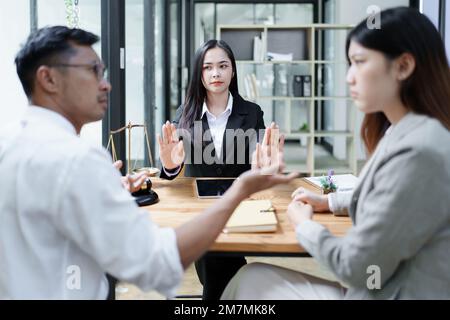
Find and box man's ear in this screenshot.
[396,53,416,81]
[35,66,60,94]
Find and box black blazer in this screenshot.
[160,94,265,179]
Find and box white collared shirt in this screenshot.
[0,106,183,299]
[201,93,233,159]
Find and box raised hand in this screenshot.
[157,121,185,170]
[252,122,285,173]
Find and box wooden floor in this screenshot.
[116,257,342,300]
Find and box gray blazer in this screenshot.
[297,113,450,299]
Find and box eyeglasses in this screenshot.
[49,62,108,81]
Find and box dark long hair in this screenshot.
[346,7,450,155]
[179,40,239,130]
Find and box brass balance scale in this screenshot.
[107,122,160,206]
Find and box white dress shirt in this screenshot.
[0,106,183,299]
[201,93,233,159]
[163,93,233,176]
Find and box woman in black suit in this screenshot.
[157,39,281,300]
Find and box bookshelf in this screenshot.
[218,24,357,176]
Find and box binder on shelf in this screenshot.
[302,75,312,97]
[224,200,277,233]
[253,33,265,62]
[293,75,303,97]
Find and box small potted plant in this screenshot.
[299,123,309,132]
[298,123,309,147]
[319,169,337,194]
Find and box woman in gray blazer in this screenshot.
[221,7,450,300]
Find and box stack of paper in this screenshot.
[267,51,293,61]
[304,174,358,192]
[224,200,277,233]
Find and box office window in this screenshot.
[446,2,450,61]
[216,4,255,25]
[275,3,314,24]
[170,0,181,115]
[154,0,165,164]
[255,4,274,24]
[125,0,146,169]
[195,3,215,48]
[324,0,409,25]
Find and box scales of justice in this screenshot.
[107,122,160,206]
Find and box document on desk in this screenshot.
[304,174,358,192]
[224,200,277,233]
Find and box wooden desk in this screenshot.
[145,178,352,256]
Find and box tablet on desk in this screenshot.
[195,178,236,199]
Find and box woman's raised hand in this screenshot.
[251,122,285,173]
[157,121,185,170]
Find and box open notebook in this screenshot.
[224,200,277,233]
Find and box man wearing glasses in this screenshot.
[0,26,296,299]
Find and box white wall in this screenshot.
[0,1,30,128]
[0,1,103,148]
[37,0,103,148]
[421,0,449,61]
